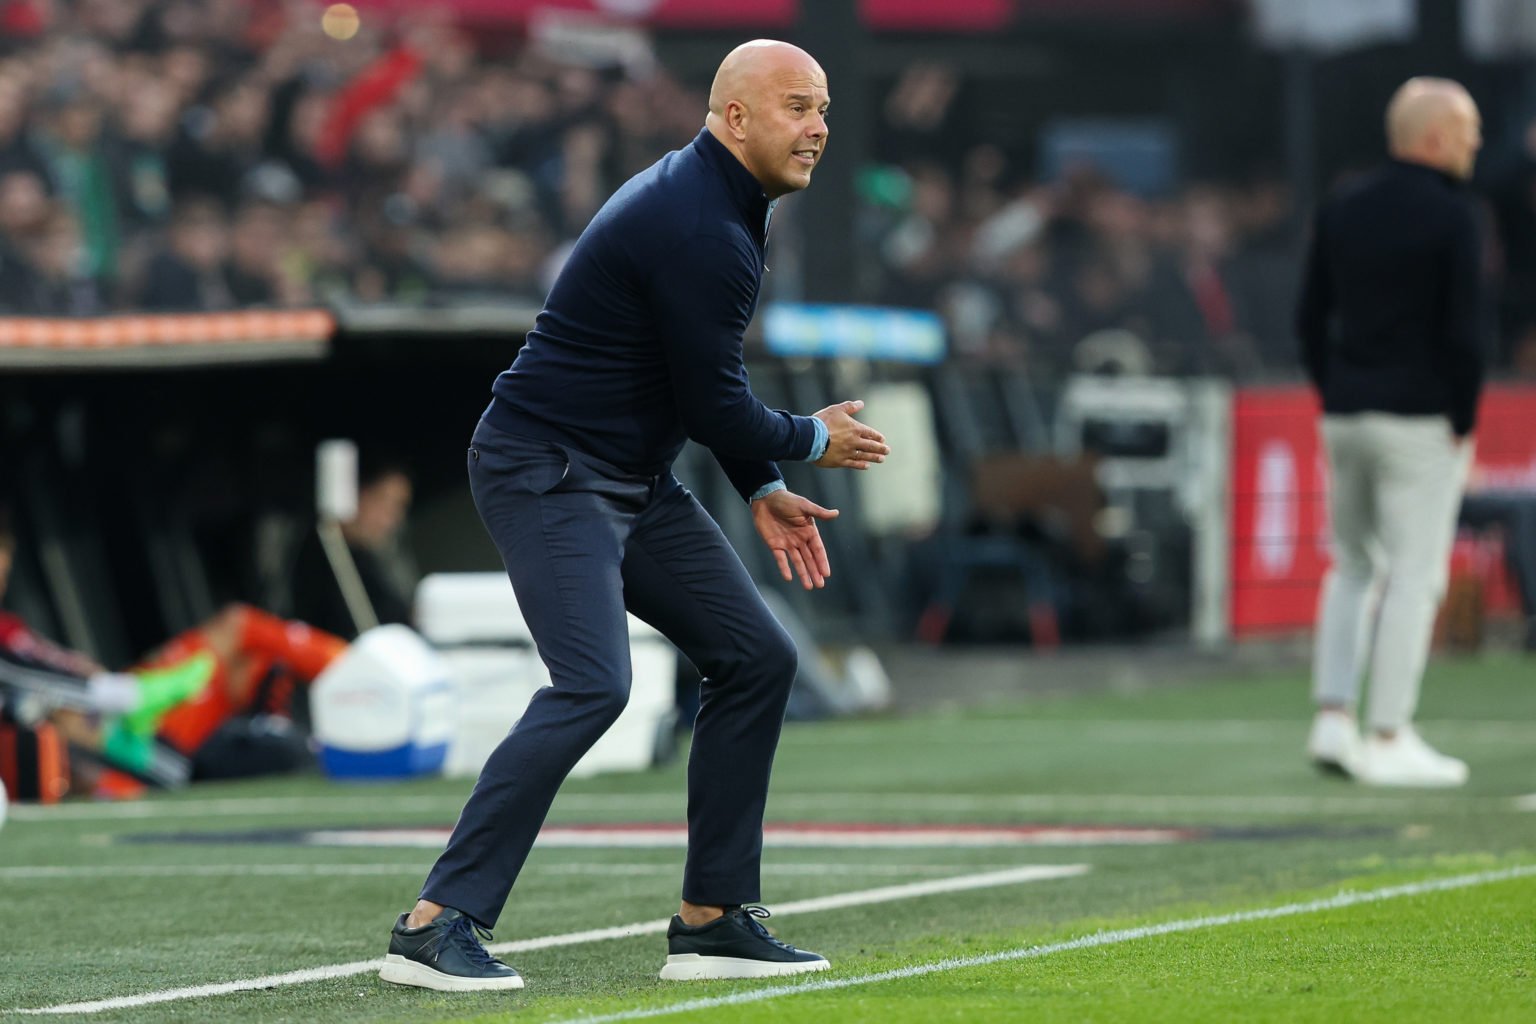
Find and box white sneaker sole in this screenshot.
[659,953,831,981]
[1357,770,1468,788]
[378,953,525,991]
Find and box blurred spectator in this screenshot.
[34,85,120,283]
[351,208,431,304]
[0,168,49,310]
[415,86,491,195]
[1177,187,1258,376]
[136,198,231,311]
[0,72,47,180]
[117,77,178,230]
[167,76,270,208]
[20,206,103,314]
[225,201,284,306]
[283,199,352,304]
[289,457,416,640]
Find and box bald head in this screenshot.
[1386,77,1482,179]
[705,39,830,199]
[708,40,823,120]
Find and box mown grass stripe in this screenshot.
[12,865,1087,1015]
[545,864,1536,1024]
[10,790,1513,822]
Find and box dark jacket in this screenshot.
[1297,160,1487,435]
[484,128,818,501]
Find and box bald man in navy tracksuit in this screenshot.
[379,41,890,992]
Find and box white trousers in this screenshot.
[1312,414,1472,731]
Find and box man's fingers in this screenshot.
[810,532,832,579]
[841,399,865,414]
[773,549,793,582]
[857,426,887,444]
[798,500,840,520]
[788,547,818,590]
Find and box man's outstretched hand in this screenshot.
[813,400,890,470]
[752,489,839,590]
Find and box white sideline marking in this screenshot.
[0,862,1021,881]
[545,864,1536,1024]
[12,864,1088,1015]
[10,790,1516,822]
[7,795,466,821]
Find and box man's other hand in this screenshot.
[812,400,890,470]
[752,489,838,590]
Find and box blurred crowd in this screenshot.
[862,63,1536,380]
[862,103,1303,377]
[0,0,706,315]
[0,1,1534,383]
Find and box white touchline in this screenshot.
[12,864,1089,1015]
[541,864,1536,1024]
[0,862,1023,881]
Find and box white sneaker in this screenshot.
[1357,726,1468,788]
[1307,711,1364,778]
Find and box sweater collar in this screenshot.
[1388,157,1462,189]
[693,127,774,232]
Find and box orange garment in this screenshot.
[154,607,346,755]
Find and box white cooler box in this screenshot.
[310,624,455,779]
[415,572,678,779]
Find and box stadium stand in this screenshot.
[1,0,1535,661]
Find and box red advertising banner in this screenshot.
[1228,384,1536,637]
[1229,387,1328,635]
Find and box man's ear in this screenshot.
[727,99,750,141]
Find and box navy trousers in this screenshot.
[421,419,799,927]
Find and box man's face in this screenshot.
[349,473,412,550]
[741,68,830,199]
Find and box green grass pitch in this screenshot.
[4,653,1535,1022]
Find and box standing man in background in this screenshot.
[379,40,889,992]
[1299,77,1487,787]
[289,455,416,639]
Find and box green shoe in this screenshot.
[98,719,192,788]
[121,652,217,735]
[101,720,155,773]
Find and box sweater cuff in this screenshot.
[806,418,829,462]
[750,480,788,503]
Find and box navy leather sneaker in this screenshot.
[379,908,524,991]
[660,906,830,980]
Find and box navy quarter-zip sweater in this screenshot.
[1296,159,1487,435]
[485,128,819,501]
